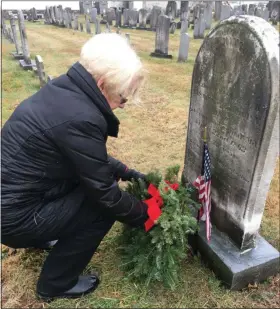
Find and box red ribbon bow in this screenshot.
[144,184,163,232]
[164,180,179,191]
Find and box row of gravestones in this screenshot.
[44,5,75,28]
[214,2,271,23]
[1,11,52,88]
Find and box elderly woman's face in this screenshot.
[107,94,128,110]
[97,79,128,110]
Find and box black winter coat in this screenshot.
[1,62,148,237]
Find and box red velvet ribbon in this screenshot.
[144,181,179,232]
[144,184,163,232]
[164,180,179,191]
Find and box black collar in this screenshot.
[67,62,120,138]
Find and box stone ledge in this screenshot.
[10,52,24,60]
[19,59,36,71]
[190,223,280,290]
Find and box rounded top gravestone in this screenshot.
[183,16,279,251]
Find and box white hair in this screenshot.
[79,33,145,101]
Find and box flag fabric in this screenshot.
[193,142,212,241]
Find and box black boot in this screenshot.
[37,275,99,302]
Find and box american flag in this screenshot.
[193,142,212,241]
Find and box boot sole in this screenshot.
[37,284,98,302]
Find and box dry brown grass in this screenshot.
[2,19,280,309]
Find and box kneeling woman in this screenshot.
[1,34,157,301]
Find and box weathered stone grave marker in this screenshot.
[128,9,138,28]
[150,6,162,31]
[194,5,205,39]
[178,33,189,62]
[180,1,189,22]
[80,22,84,32]
[90,8,97,23]
[123,9,129,27]
[220,4,231,21]
[17,10,35,70]
[151,15,172,59]
[9,15,24,59]
[166,1,177,20]
[138,8,148,29]
[184,16,279,290]
[170,21,176,34]
[95,18,101,34]
[115,9,122,27]
[35,55,46,87]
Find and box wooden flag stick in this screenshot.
[203,127,207,143]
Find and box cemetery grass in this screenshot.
[1,20,280,309]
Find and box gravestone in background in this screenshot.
[184,15,279,290]
[138,8,148,29]
[9,15,24,59]
[149,6,162,31]
[35,55,46,87]
[180,1,189,22]
[214,1,222,20]
[115,9,122,27]
[128,9,138,28]
[17,10,35,70]
[166,1,177,20]
[150,15,172,59]
[123,9,129,27]
[90,8,97,23]
[178,32,189,62]
[220,4,231,21]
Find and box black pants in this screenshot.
[2,194,115,295]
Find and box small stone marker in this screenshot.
[35,55,46,87]
[178,33,189,62]
[80,22,84,32]
[170,21,176,34]
[150,15,172,59]
[184,15,280,290]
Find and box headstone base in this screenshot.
[150,51,172,59]
[190,223,279,291]
[136,27,147,30]
[19,59,36,71]
[10,52,24,60]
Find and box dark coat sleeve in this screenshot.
[108,156,145,182]
[52,118,148,227]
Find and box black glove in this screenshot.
[108,156,146,182]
